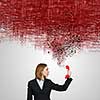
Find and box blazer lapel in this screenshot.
[42,79,46,90]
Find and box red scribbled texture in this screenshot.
[0,0,100,65]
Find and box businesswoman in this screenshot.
[27,63,73,100]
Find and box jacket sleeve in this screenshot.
[51,78,73,91]
[27,81,33,100]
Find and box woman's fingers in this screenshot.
[67,70,70,74]
[68,70,72,77]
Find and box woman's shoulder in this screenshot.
[27,78,36,84]
[45,78,53,83]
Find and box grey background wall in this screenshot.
[0,40,100,100]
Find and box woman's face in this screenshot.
[42,67,49,77]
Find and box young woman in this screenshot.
[27,63,73,100]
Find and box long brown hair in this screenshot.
[35,63,47,80]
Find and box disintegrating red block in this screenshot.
[0,0,100,65]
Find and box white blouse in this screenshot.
[36,79,44,89]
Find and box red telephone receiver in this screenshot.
[65,65,70,79]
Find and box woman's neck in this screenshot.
[41,75,45,80]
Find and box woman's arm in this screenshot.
[51,78,73,91]
[27,81,33,100]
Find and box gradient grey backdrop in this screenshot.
[0,40,100,100]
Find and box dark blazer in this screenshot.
[27,78,73,100]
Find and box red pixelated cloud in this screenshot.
[0,0,100,65]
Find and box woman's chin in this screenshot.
[46,75,49,77]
